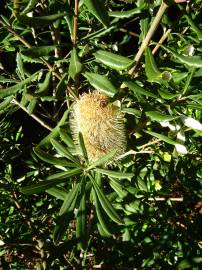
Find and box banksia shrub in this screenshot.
[70,91,126,162]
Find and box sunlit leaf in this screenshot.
[83,72,117,97]
[83,0,110,27]
[94,50,133,70]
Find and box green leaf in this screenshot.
[144,130,179,145]
[94,50,133,70]
[46,187,67,200]
[158,89,179,100]
[0,96,13,112]
[145,47,161,83]
[146,111,179,122]
[0,76,18,83]
[87,149,117,170]
[38,109,70,147]
[46,167,82,181]
[109,178,127,198]
[93,189,112,236]
[185,15,202,40]
[27,98,37,114]
[109,5,144,18]
[21,46,57,58]
[76,181,86,249]
[59,182,81,216]
[35,71,52,95]
[22,0,38,14]
[95,168,134,180]
[50,138,79,164]
[89,175,123,224]
[69,48,83,80]
[33,147,74,167]
[161,45,202,68]
[55,73,69,99]
[83,72,117,97]
[59,128,75,148]
[0,71,39,98]
[83,0,110,27]
[53,214,69,245]
[124,81,159,99]
[78,132,89,163]
[21,168,82,194]
[16,53,25,80]
[16,13,68,28]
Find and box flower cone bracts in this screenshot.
[70,91,126,162]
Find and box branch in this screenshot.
[73,0,79,45]
[12,99,53,131]
[128,1,169,75]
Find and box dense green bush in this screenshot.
[0,0,202,269]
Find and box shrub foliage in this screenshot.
[0,0,202,269]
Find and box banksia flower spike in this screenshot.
[70,91,126,163]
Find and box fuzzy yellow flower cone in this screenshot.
[70,91,126,162]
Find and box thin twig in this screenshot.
[73,0,79,45]
[0,18,62,80]
[148,197,184,202]
[152,28,171,54]
[138,139,161,150]
[12,99,53,131]
[117,150,153,160]
[119,28,139,38]
[128,0,169,75]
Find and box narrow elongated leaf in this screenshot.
[59,182,81,215]
[89,175,123,224]
[83,72,117,97]
[46,187,67,200]
[109,178,127,198]
[146,111,179,122]
[39,109,70,146]
[20,179,60,195]
[59,128,75,148]
[21,168,82,194]
[69,48,83,80]
[21,46,57,58]
[185,15,202,40]
[109,5,144,18]
[27,98,37,114]
[124,81,158,99]
[78,132,89,163]
[145,47,161,83]
[84,0,109,27]
[87,149,117,170]
[76,181,86,249]
[0,71,39,98]
[53,215,71,245]
[0,76,18,83]
[17,13,68,28]
[161,45,202,68]
[22,0,38,14]
[0,96,13,112]
[158,89,179,100]
[94,50,133,70]
[55,73,69,99]
[95,168,134,180]
[93,189,112,236]
[145,130,181,146]
[16,53,25,79]
[51,138,79,164]
[33,147,74,167]
[46,167,82,181]
[35,71,51,95]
